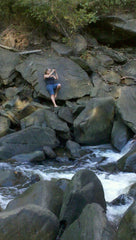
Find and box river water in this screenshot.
[0,140,135,226]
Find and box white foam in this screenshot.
[97,172,136,202]
[106,199,133,224]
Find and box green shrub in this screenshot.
[0,0,135,35]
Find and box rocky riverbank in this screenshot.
[0,13,136,240]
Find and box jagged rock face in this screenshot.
[90,14,136,46]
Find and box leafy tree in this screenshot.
[0,0,135,35]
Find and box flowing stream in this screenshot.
[0,140,135,225]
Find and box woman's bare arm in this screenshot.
[44,69,55,79]
[55,70,58,80]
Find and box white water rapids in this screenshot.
[0,140,135,225]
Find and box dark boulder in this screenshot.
[111,117,132,151]
[0,126,59,160]
[114,201,136,240]
[0,204,59,240]
[60,203,115,240]
[6,180,63,218]
[74,97,115,145]
[59,169,106,228]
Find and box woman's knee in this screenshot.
[58,83,61,88]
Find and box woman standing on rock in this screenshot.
[44,68,61,107]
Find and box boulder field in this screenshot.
[0,12,136,239]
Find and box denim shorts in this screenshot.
[46,83,59,95]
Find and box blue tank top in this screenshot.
[45,77,55,85]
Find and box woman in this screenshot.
[44,68,61,107]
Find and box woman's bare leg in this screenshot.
[55,84,61,99]
[51,94,58,107]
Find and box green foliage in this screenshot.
[0,0,136,35]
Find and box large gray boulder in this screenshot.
[74,97,115,145]
[0,204,59,240]
[114,201,136,240]
[11,150,45,163]
[128,183,136,200]
[111,118,132,151]
[91,14,136,45]
[59,169,106,227]
[117,141,136,172]
[0,48,19,85]
[15,54,91,100]
[61,203,115,240]
[116,86,136,133]
[0,126,59,160]
[6,180,63,217]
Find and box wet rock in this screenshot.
[30,174,40,184]
[0,126,59,160]
[128,183,136,200]
[51,41,73,56]
[0,169,28,187]
[97,162,117,173]
[0,204,59,240]
[0,116,10,137]
[74,97,115,145]
[111,117,132,151]
[59,169,106,228]
[6,180,63,217]
[60,203,115,240]
[117,141,136,173]
[114,201,136,240]
[109,194,131,206]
